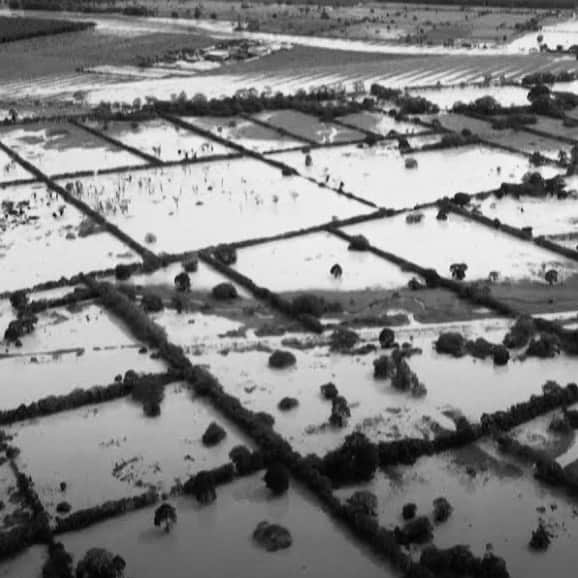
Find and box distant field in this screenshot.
[0,15,94,43]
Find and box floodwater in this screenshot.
[508,17,578,53]
[9,383,252,518]
[254,110,365,144]
[343,207,578,282]
[206,342,451,456]
[231,230,413,292]
[62,473,395,578]
[0,148,32,183]
[0,546,45,578]
[69,159,369,253]
[0,122,145,176]
[86,118,234,162]
[0,301,165,407]
[339,111,420,136]
[476,194,578,240]
[0,183,138,292]
[336,448,578,578]
[274,144,561,209]
[187,115,305,152]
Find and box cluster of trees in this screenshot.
[481,381,578,433]
[95,89,374,125]
[370,83,440,115]
[527,84,578,117]
[54,490,158,534]
[201,252,324,333]
[522,70,577,86]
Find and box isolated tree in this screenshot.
[449,263,468,281]
[154,502,177,533]
[545,269,558,286]
[75,548,126,578]
[174,272,191,292]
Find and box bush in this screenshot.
[202,422,226,447]
[322,432,378,485]
[402,503,417,520]
[435,332,466,357]
[141,293,163,313]
[211,282,238,300]
[320,382,338,400]
[264,463,290,495]
[378,327,395,348]
[277,397,299,411]
[329,327,359,352]
[214,244,237,265]
[268,350,296,369]
[174,272,191,292]
[348,235,370,251]
[432,497,452,523]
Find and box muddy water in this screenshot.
[273,144,561,208]
[255,110,365,144]
[344,207,578,282]
[339,111,420,136]
[232,230,413,293]
[205,345,451,456]
[72,159,369,253]
[0,546,45,578]
[86,118,233,162]
[337,448,578,578]
[476,195,578,240]
[189,115,305,152]
[0,183,138,292]
[0,148,32,183]
[62,473,395,578]
[9,383,252,518]
[508,17,578,53]
[0,300,166,406]
[0,348,164,409]
[400,322,578,420]
[0,122,145,176]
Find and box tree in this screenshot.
[174,272,191,292]
[264,463,290,495]
[545,269,558,286]
[488,271,499,283]
[449,263,468,281]
[154,503,177,533]
[527,83,550,103]
[76,548,126,578]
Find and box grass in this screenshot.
[0,15,94,44]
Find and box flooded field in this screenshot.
[343,207,578,283]
[84,118,234,162]
[0,182,139,292]
[1,6,578,578]
[66,158,369,253]
[0,122,146,176]
[9,382,251,519]
[336,447,578,578]
[185,115,306,152]
[62,473,392,578]
[275,144,561,209]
